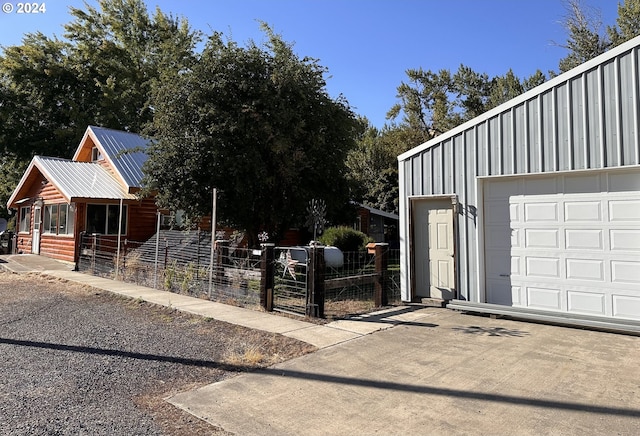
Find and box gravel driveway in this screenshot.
[0,272,314,435]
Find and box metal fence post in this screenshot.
[374,243,389,307]
[216,240,229,284]
[260,243,275,311]
[307,245,325,318]
[91,234,97,275]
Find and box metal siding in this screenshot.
[411,155,421,196]
[635,48,640,165]
[443,139,454,193]
[422,152,432,194]
[501,110,514,175]
[489,117,499,175]
[619,50,636,165]
[603,59,619,167]
[398,36,640,304]
[527,97,541,173]
[585,67,603,168]
[567,76,587,170]
[430,145,441,194]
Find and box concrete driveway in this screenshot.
[170,307,640,435]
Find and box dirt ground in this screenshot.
[0,272,316,435]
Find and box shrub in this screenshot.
[318,226,372,251]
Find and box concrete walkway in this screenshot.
[0,254,419,349]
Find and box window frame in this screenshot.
[43,203,75,236]
[19,206,31,233]
[86,203,127,235]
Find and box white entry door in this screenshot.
[412,198,456,300]
[483,170,640,320]
[32,206,42,254]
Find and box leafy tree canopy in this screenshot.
[143,25,360,246]
[0,0,199,219]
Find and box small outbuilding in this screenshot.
[398,36,640,326]
[7,126,159,263]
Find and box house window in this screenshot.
[91,147,103,161]
[43,204,75,235]
[19,206,31,233]
[86,204,127,235]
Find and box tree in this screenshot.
[63,0,200,132]
[346,121,419,215]
[608,0,640,47]
[143,26,360,246]
[556,0,610,73]
[0,0,199,218]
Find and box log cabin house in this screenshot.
[7,126,159,263]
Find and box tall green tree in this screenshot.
[557,0,610,73]
[0,0,199,219]
[63,0,200,132]
[143,26,360,246]
[608,0,640,46]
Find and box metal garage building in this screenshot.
[397,35,640,328]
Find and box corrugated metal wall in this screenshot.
[398,36,640,302]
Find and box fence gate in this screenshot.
[272,247,308,315]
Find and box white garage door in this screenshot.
[483,170,640,320]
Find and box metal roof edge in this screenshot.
[7,156,73,207]
[6,156,37,208]
[398,34,640,163]
[72,126,93,161]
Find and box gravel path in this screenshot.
[0,273,314,435]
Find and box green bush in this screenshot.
[318,226,372,251]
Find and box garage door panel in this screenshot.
[564,201,602,221]
[613,295,640,320]
[527,286,562,310]
[525,229,559,248]
[566,258,605,281]
[608,200,640,221]
[611,261,640,283]
[610,230,640,251]
[525,256,560,278]
[565,229,604,250]
[483,170,640,321]
[567,290,606,315]
[524,202,558,222]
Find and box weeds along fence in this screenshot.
[323,247,401,319]
[76,231,401,318]
[77,231,262,307]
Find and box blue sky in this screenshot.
[0,0,621,128]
